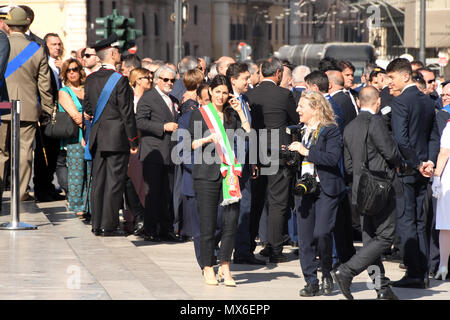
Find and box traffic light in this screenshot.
[94,9,143,51]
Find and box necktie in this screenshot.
[238,95,251,126]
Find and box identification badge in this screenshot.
[301,161,314,176]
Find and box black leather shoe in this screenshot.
[377,287,399,300]
[299,283,320,297]
[133,221,144,236]
[259,245,272,257]
[321,276,334,295]
[161,232,183,243]
[144,234,162,242]
[100,229,127,237]
[234,256,266,265]
[91,228,101,236]
[399,263,406,270]
[331,269,354,300]
[269,253,288,263]
[390,275,426,289]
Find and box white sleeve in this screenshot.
[441,122,450,149]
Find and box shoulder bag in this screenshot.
[356,116,393,216]
[44,88,79,140]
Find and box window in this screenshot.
[86,0,91,22]
[112,1,116,10]
[154,13,159,36]
[184,41,190,56]
[275,22,278,41]
[194,5,198,25]
[99,1,104,17]
[268,24,272,41]
[142,13,147,36]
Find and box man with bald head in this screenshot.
[216,56,235,75]
[327,70,358,128]
[333,86,402,300]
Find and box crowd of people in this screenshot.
[0,5,450,300]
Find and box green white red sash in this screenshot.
[198,103,242,206]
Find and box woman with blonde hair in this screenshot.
[288,90,346,297]
[129,67,152,112]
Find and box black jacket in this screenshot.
[84,68,138,153]
[331,90,357,128]
[343,111,402,204]
[391,85,440,178]
[188,107,241,181]
[136,87,179,165]
[246,80,298,166]
[0,30,10,103]
[307,125,346,197]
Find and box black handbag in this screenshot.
[356,117,393,216]
[44,103,79,140]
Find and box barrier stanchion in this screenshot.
[0,100,37,230]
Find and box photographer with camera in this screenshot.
[288,91,346,297]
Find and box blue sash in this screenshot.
[0,42,40,88]
[85,72,122,160]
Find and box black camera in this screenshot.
[294,173,319,196]
[280,124,304,168]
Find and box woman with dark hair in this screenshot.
[188,75,250,286]
[58,58,89,219]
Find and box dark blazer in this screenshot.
[436,109,450,136]
[178,99,198,197]
[25,31,45,47]
[331,90,357,128]
[391,85,440,175]
[307,125,346,197]
[380,86,393,131]
[325,94,345,134]
[343,111,402,204]
[0,30,10,102]
[188,106,241,181]
[246,80,298,150]
[84,68,138,153]
[136,87,179,165]
[292,86,306,106]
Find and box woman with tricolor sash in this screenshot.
[188,75,250,286]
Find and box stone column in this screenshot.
[212,0,230,59]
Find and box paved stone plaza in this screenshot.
[0,195,448,300]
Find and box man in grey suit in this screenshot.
[136,65,181,242]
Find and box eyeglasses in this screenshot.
[139,76,151,81]
[159,77,175,83]
[427,79,436,84]
[83,53,95,58]
[67,67,80,73]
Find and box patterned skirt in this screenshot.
[66,143,90,213]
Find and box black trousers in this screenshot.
[334,190,356,263]
[396,177,429,278]
[194,177,239,268]
[296,190,341,285]
[143,163,175,237]
[250,174,268,251]
[124,176,145,221]
[90,150,129,231]
[267,168,292,255]
[339,192,396,290]
[33,130,61,198]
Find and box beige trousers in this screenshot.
[0,121,37,200]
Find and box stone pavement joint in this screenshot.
[0,195,449,300]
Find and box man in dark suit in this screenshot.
[291,65,310,106]
[84,35,139,236]
[387,58,440,288]
[136,65,181,242]
[226,62,266,266]
[327,70,358,128]
[246,57,299,263]
[332,86,402,300]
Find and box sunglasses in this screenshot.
[159,77,175,83]
[83,53,95,58]
[67,67,80,73]
[139,76,151,81]
[427,79,436,84]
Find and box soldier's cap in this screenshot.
[92,33,120,52]
[0,6,29,26]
